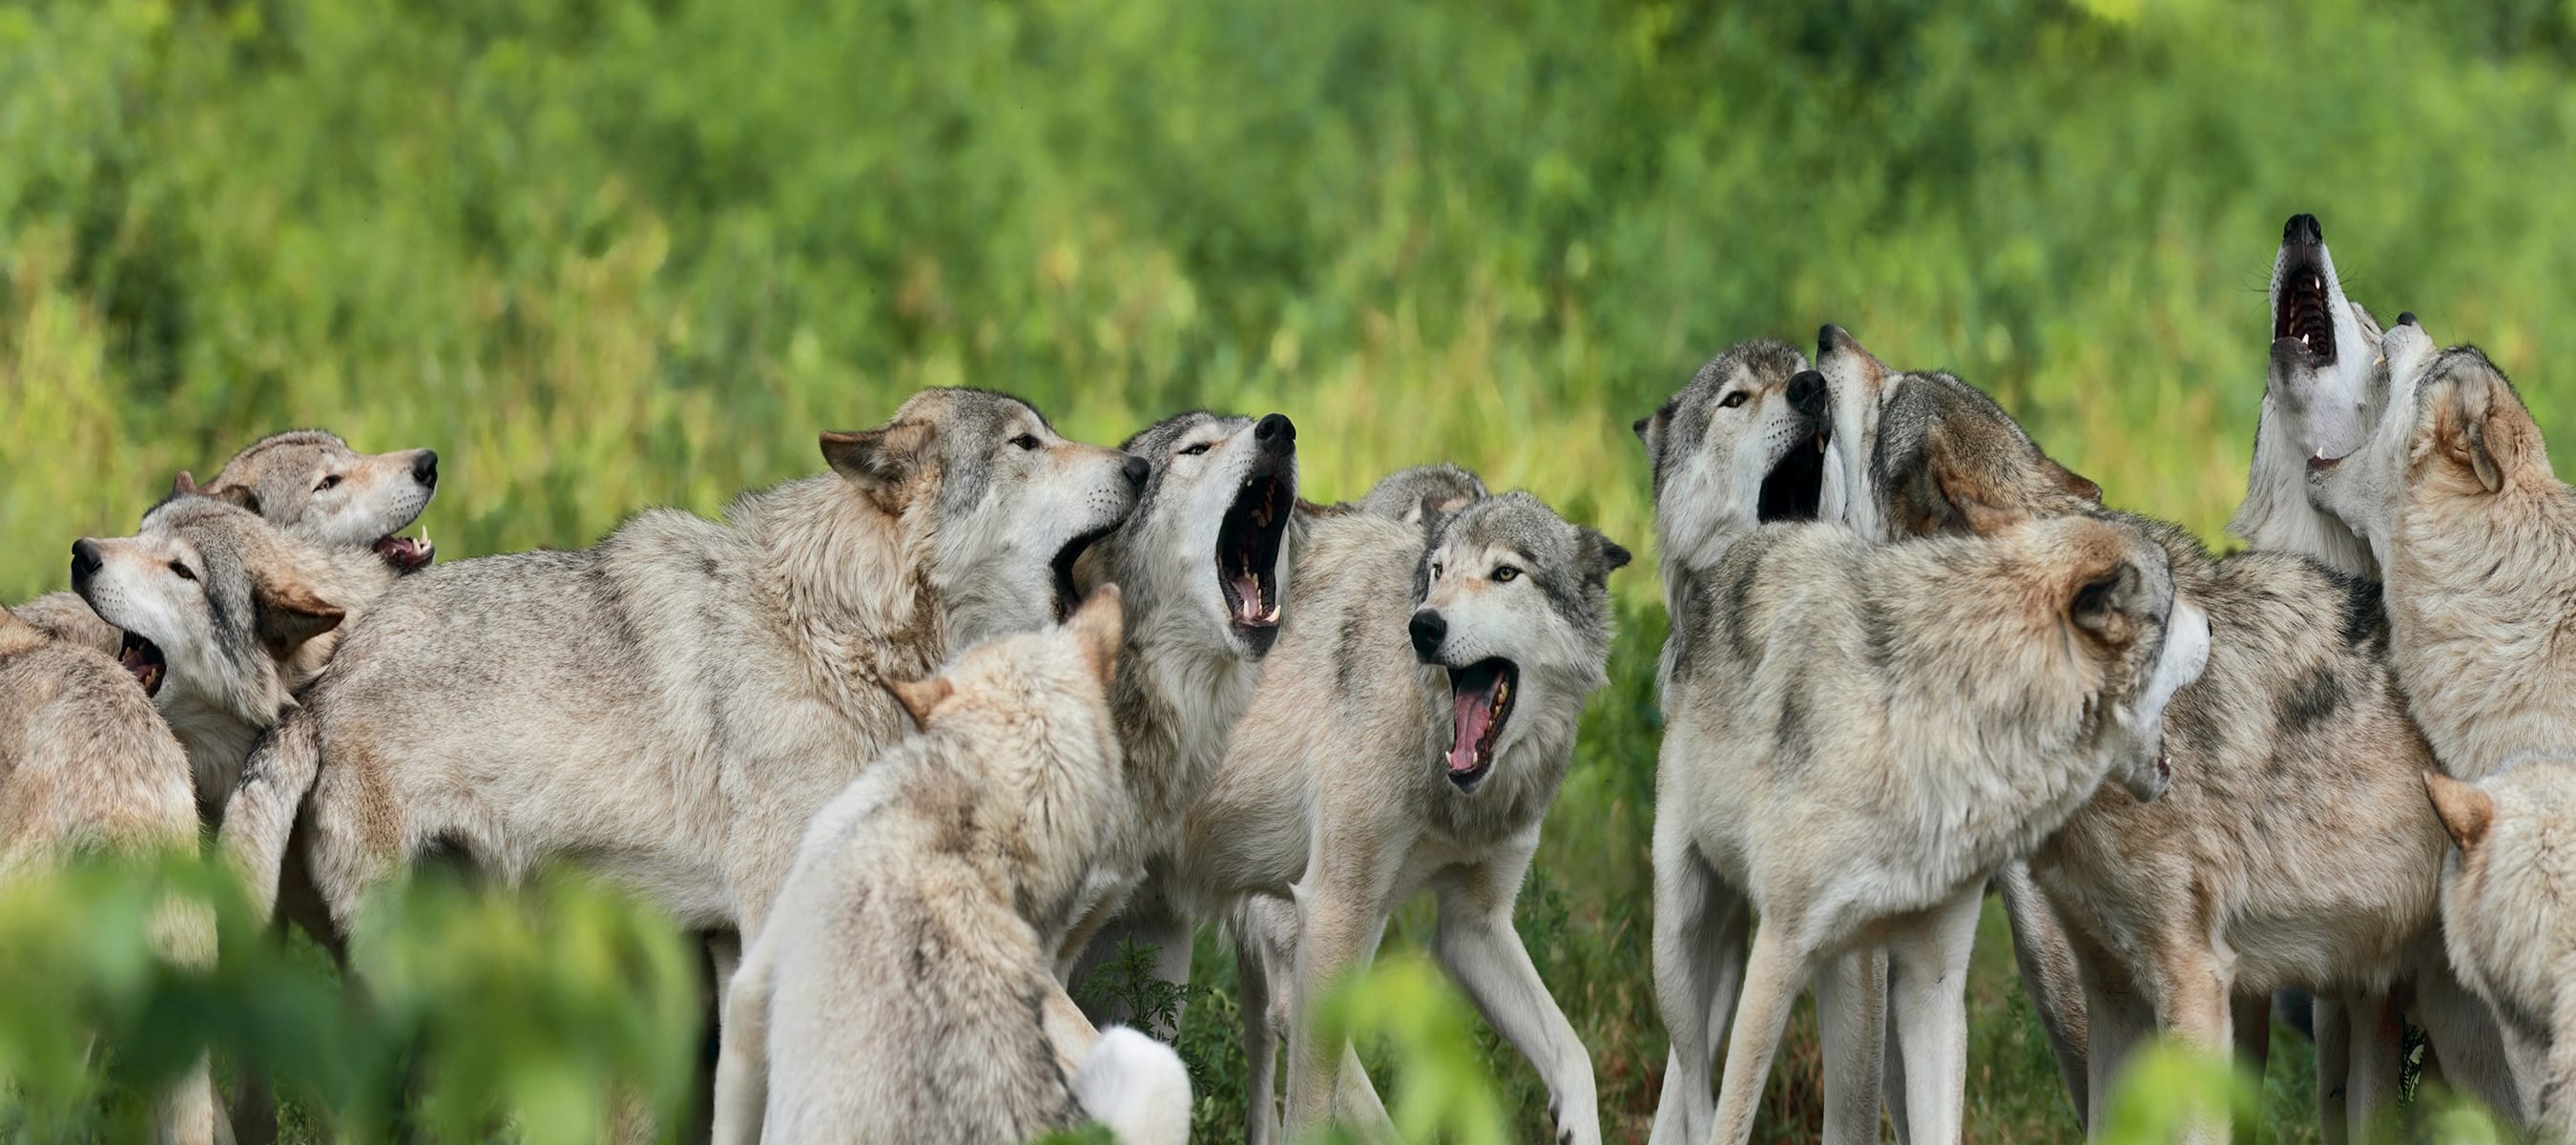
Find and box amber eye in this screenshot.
[1719,391,1750,409]
[1493,565,1521,583]
[1179,442,1213,457]
[169,561,197,582]
[1011,434,1042,451]
[315,474,343,491]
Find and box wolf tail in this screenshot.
[1071,1025,1192,1145]
[218,707,322,923]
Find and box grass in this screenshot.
[4,0,2572,1138]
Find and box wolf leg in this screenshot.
[1433,847,1600,1145]
[1815,945,1888,1145]
[1888,888,1981,1145]
[1712,919,1816,1145]
[1648,828,1745,1145]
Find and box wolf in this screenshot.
[70,492,402,816]
[0,606,221,1145]
[1817,324,2521,1137]
[1358,462,1487,525]
[1058,410,1302,1012]
[1640,342,2208,1145]
[2231,214,2387,577]
[2425,762,2576,1135]
[710,587,1191,1145]
[217,387,1145,1121]
[2308,321,2576,781]
[15,429,438,656]
[1175,489,1627,1145]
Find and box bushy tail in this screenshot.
[217,708,322,923]
[1072,1026,1192,1145]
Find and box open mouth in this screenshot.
[1051,524,1119,622]
[373,531,435,573]
[117,630,166,697]
[1216,470,1292,640]
[1757,423,1833,522]
[2306,449,2347,473]
[1444,657,1518,788]
[2275,251,2337,368]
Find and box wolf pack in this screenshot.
[1,212,2571,1145]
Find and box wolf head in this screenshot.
[198,429,441,573]
[70,494,387,726]
[880,586,1129,922]
[1088,411,1298,659]
[2423,762,2576,1056]
[1811,325,2101,544]
[821,388,1145,647]
[2307,324,2555,572]
[2232,215,2387,573]
[1360,463,1487,527]
[1635,339,1829,575]
[1404,492,1628,793]
[1985,515,2208,803]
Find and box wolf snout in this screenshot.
[1255,412,1295,452]
[1787,370,1828,418]
[2283,213,2322,245]
[1121,454,1150,489]
[1408,610,1447,661]
[413,449,440,489]
[70,539,103,593]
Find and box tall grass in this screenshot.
[4,0,2572,1138]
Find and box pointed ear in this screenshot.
[821,421,937,497]
[2044,457,2103,504]
[171,470,197,496]
[253,572,344,656]
[2423,772,2495,854]
[2067,557,2136,640]
[1068,583,1124,689]
[883,675,953,731]
[2451,373,2513,493]
[1582,529,1632,585]
[205,483,260,514]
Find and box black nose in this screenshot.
[1121,455,1150,489]
[1408,610,1446,661]
[2398,311,2419,328]
[1818,323,1851,357]
[2284,213,2322,244]
[413,450,439,489]
[1254,413,1295,451]
[70,539,102,593]
[1787,370,1828,416]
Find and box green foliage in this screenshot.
[3,0,2569,1138]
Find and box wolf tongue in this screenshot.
[1449,689,1495,773]
[1230,572,1265,622]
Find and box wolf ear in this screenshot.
[204,482,261,514]
[884,675,954,731]
[2045,458,2103,504]
[1581,529,1632,585]
[171,471,198,496]
[1068,583,1124,689]
[2067,559,2137,640]
[821,421,937,498]
[2449,370,2517,494]
[253,573,345,656]
[2423,772,2495,854]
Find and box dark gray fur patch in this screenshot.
[2279,665,2347,735]
[1773,669,1814,776]
[1722,530,1786,666]
[2337,575,2386,651]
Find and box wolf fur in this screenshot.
[2426,762,2576,1135]
[17,429,437,657]
[711,588,1190,1145]
[1818,324,2521,1137]
[214,387,1145,1123]
[2309,324,2576,781]
[2232,214,2386,577]
[1177,489,1626,1145]
[0,607,223,1145]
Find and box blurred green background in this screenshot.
[2,0,2570,1139]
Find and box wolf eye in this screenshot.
[315,474,342,491]
[1720,391,1750,409]
[1430,561,1444,580]
[169,561,197,582]
[1011,434,1042,451]
[1493,565,1522,583]
[1178,442,1213,457]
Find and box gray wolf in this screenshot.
[2232,214,2387,577]
[1060,410,1302,1010]
[1359,462,1487,525]
[71,492,401,816]
[1818,324,2521,1136]
[1176,489,1628,1145]
[2426,763,2576,1136]
[16,429,438,656]
[0,606,221,1145]
[711,588,1190,1145]
[2308,321,2576,780]
[217,387,1144,1127]
[1641,342,2206,1145]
